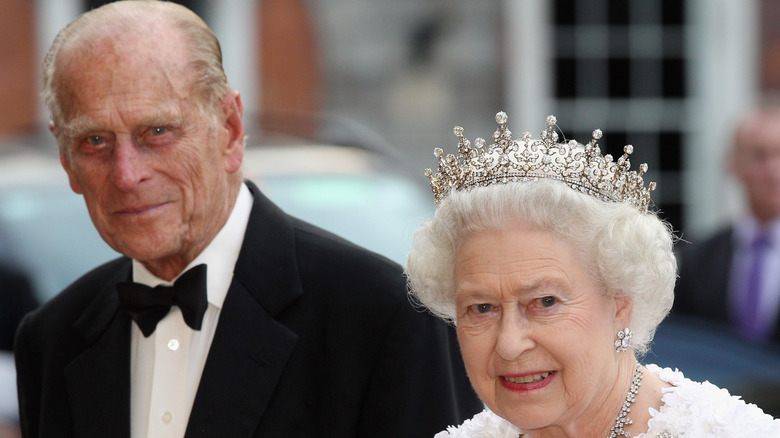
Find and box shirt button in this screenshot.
[162,411,173,424]
[167,339,180,351]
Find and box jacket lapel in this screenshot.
[185,281,298,436]
[65,262,133,438]
[186,181,303,436]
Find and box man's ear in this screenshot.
[60,152,83,194]
[220,89,245,174]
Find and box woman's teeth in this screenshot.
[504,372,552,384]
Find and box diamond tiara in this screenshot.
[424,112,656,212]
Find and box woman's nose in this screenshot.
[495,309,535,361]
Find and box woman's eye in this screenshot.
[472,303,494,314]
[540,296,557,308]
[151,127,167,136]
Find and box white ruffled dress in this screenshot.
[434,364,780,438]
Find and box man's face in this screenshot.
[732,112,780,223]
[54,32,244,279]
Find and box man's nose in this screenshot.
[111,141,150,191]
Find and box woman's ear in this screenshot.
[614,295,633,330]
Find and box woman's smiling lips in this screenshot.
[500,370,557,392]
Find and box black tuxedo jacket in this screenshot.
[15,181,481,438]
[675,226,780,343]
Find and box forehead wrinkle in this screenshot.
[456,235,570,272]
[456,260,571,300]
[62,26,195,95]
[514,275,568,292]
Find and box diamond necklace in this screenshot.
[607,364,644,438]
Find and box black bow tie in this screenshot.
[117,264,208,337]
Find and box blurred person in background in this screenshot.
[0,263,37,438]
[14,1,480,437]
[676,104,780,345]
[406,112,780,437]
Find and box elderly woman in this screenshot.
[406,112,780,437]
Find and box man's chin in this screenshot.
[108,237,178,263]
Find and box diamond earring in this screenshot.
[615,327,632,353]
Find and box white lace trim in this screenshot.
[434,364,780,437]
[642,364,780,437]
[433,409,520,438]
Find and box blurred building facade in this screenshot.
[0,1,37,136]
[2,0,779,238]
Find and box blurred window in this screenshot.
[550,0,688,230]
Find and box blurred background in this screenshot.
[1,0,780,432]
[7,0,778,235]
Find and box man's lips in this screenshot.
[114,202,169,215]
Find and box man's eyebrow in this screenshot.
[138,112,183,128]
[58,115,97,140]
[57,112,184,139]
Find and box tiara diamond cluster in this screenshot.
[424,112,656,212]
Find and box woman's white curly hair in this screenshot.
[405,179,677,356]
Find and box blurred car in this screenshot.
[0,122,432,303]
[650,314,780,417]
[1,119,779,420]
[0,147,118,302]
[0,122,435,428]
[241,142,432,269]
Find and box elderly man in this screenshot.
[676,105,780,345]
[14,2,480,437]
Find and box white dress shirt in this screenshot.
[129,184,253,438]
[729,215,780,339]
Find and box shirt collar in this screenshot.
[734,214,780,248]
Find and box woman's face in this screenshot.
[454,224,631,432]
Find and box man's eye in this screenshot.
[540,296,557,308]
[151,127,167,136]
[87,136,104,145]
